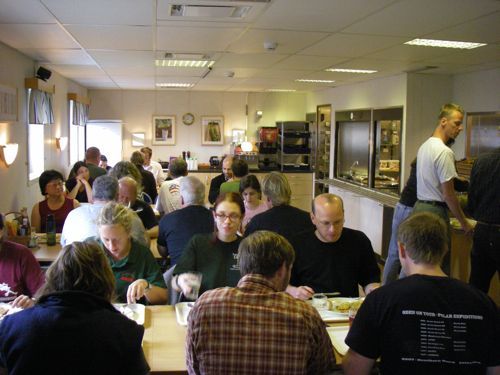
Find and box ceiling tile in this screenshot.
[19,48,96,65]
[424,44,500,65]
[253,0,395,32]
[0,0,56,23]
[299,33,406,58]
[156,26,245,52]
[423,12,500,44]
[0,24,80,49]
[343,0,500,37]
[44,64,106,78]
[366,44,462,62]
[216,53,287,69]
[271,55,348,71]
[227,29,328,54]
[41,0,153,25]
[112,76,155,89]
[66,25,153,50]
[88,50,154,68]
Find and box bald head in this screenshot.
[311,194,345,243]
[118,176,138,206]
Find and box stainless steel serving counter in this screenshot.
[317,178,399,208]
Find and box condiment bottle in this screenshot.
[46,214,56,246]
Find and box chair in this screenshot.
[140,192,153,204]
[163,265,179,305]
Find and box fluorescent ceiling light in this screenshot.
[266,89,296,92]
[156,83,194,88]
[155,59,215,68]
[170,4,251,19]
[295,79,334,83]
[404,38,486,49]
[325,68,377,74]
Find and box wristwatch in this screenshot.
[144,280,152,291]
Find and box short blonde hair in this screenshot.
[97,201,133,233]
[262,172,291,206]
[438,103,464,120]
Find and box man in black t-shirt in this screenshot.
[343,212,500,375]
[288,194,380,299]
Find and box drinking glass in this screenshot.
[184,272,203,301]
[312,293,328,311]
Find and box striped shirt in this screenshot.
[186,274,335,375]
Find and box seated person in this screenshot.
[157,176,214,266]
[92,201,167,305]
[0,241,149,375]
[84,146,107,179]
[245,172,314,240]
[187,231,335,374]
[219,158,248,194]
[172,192,244,299]
[239,174,268,234]
[99,154,112,171]
[343,212,500,375]
[118,177,158,239]
[65,161,93,203]
[130,151,158,203]
[289,194,380,299]
[208,155,233,204]
[61,175,149,247]
[31,169,79,233]
[0,214,44,308]
[156,158,188,215]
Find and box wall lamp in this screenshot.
[0,143,19,168]
[55,136,68,151]
[255,110,263,121]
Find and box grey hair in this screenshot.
[169,158,188,178]
[97,201,133,233]
[92,175,119,201]
[262,172,291,206]
[180,176,205,206]
[108,161,143,193]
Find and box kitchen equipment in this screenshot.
[209,156,220,167]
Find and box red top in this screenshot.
[38,197,74,233]
[0,240,44,302]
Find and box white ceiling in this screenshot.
[0,0,498,92]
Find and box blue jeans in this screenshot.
[382,202,413,285]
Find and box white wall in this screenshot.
[0,42,87,214]
[89,90,306,165]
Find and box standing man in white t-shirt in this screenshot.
[414,103,474,273]
[141,146,165,186]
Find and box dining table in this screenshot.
[141,305,348,374]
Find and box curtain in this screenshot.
[72,101,89,126]
[28,89,54,125]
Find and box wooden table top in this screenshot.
[32,237,162,263]
[143,305,187,375]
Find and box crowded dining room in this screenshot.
[0,0,499,374]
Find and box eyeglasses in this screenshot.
[215,213,241,222]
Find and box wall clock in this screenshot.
[182,112,195,125]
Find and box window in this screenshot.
[69,100,86,165]
[28,122,44,181]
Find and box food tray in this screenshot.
[113,303,145,325]
[326,326,350,356]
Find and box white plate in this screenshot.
[327,326,350,356]
[328,297,364,315]
[113,303,145,325]
[0,303,22,323]
[175,302,194,326]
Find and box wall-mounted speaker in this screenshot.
[36,66,52,81]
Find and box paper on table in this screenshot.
[326,326,350,356]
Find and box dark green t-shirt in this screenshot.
[174,233,242,295]
[95,238,166,303]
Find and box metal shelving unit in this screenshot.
[276,121,312,171]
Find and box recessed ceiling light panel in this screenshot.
[325,68,377,74]
[404,38,486,49]
[266,89,297,92]
[155,59,215,68]
[156,83,194,88]
[295,79,335,83]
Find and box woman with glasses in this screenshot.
[31,169,79,233]
[172,192,245,300]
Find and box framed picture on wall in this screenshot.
[201,116,224,145]
[152,115,175,145]
[0,83,18,122]
[131,132,145,147]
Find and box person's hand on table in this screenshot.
[11,294,35,309]
[127,279,149,304]
[286,285,314,300]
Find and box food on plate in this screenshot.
[119,305,138,321]
[330,298,364,314]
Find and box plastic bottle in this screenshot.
[18,207,31,236]
[193,158,198,170]
[46,214,56,246]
